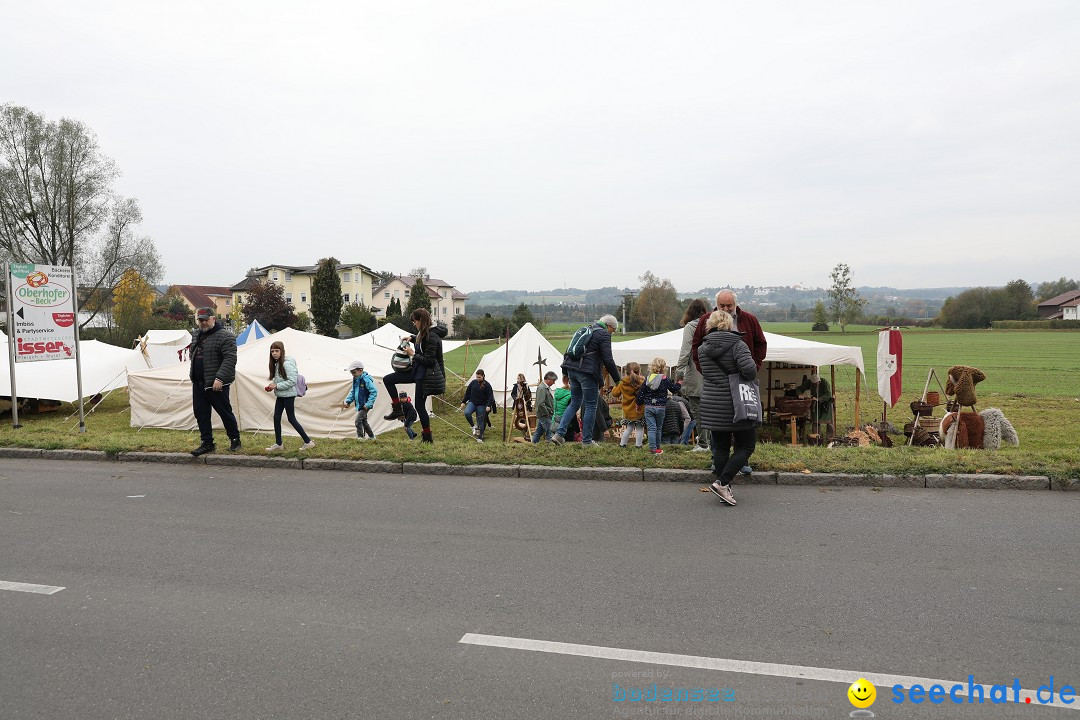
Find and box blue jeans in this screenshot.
[555,370,599,443]
[643,405,666,452]
[531,417,552,443]
[679,419,697,445]
[463,402,488,439]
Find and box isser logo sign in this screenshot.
[16,338,73,357]
[14,271,71,307]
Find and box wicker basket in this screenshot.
[925,391,940,406]
[775,397,813,417]
[910,401,935,416]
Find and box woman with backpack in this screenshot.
[265,340,315,451]
[381,308,447,443]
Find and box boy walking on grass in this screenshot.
[342,360,377,439]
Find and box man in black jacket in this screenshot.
[189,307,240,456]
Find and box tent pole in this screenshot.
[830,365,836,438]
[501,322,509,442]
[854,371,861,430]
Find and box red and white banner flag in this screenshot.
[877,329,903,407]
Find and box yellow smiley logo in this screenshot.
[848,678,876,709]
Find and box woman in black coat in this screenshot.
[382,308,446,442]
[698,310,758,506]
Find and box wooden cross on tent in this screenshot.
[533,347,547,384]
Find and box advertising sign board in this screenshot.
[8,263,77,363]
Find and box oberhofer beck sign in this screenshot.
[8,263,77,363]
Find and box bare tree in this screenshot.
[0,104,162,328]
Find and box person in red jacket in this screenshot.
[691,289,766,371]
[690,290,766,475]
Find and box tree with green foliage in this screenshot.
[242,279,296,331]
[153,290,193,326]
[997,279,1037,321]
[630,271,682,332]
[384,297,402,319]
[511,302,536,328]
[811,300,830,331]
[828,263,865,333]
[293,311,312,332]
[1035,277,1078,302]
[310,257,343,337]
[406,276,431,316]
[939,280,1036,328]
[340,303,376,336]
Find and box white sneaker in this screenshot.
[476,438,484,443]
[265,443,283,452]
[690,445,710,453]
[709,483,737,506]
[471,426,478,437]
[300,441,316,450]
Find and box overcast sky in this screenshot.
[6,1,1079,294]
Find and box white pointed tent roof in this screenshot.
[348,323,410,351]
[128,328,405,438]
[0,331,147,402]
[473,323,564,406]
[135,329,193,368]
[610,329,865,375]
[141,329,192,346]
[348,321,467,353]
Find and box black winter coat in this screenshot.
[188,323,237,389]
[698,329,757,432]
[410,324,447,395]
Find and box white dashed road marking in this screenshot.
[459,633,1078,711]
[0,580,66,595]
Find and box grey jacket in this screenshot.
[676,318,703,397]
[698,329,757,432]
[534,382,554,419]
[189,324,237,389]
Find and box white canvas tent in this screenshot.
[0,330,147,402]
[135,329,192,368]
[473,323,564,407]
[128,328,406,438]
[609,329,865,375]
[610,328,868,424]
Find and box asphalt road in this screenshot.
[1,459,1078,719]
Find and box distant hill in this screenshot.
[465,285,969,307]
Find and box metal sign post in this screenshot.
[6,273,20,429]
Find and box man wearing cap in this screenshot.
[342,360,378,439]
[189,308,240,456]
